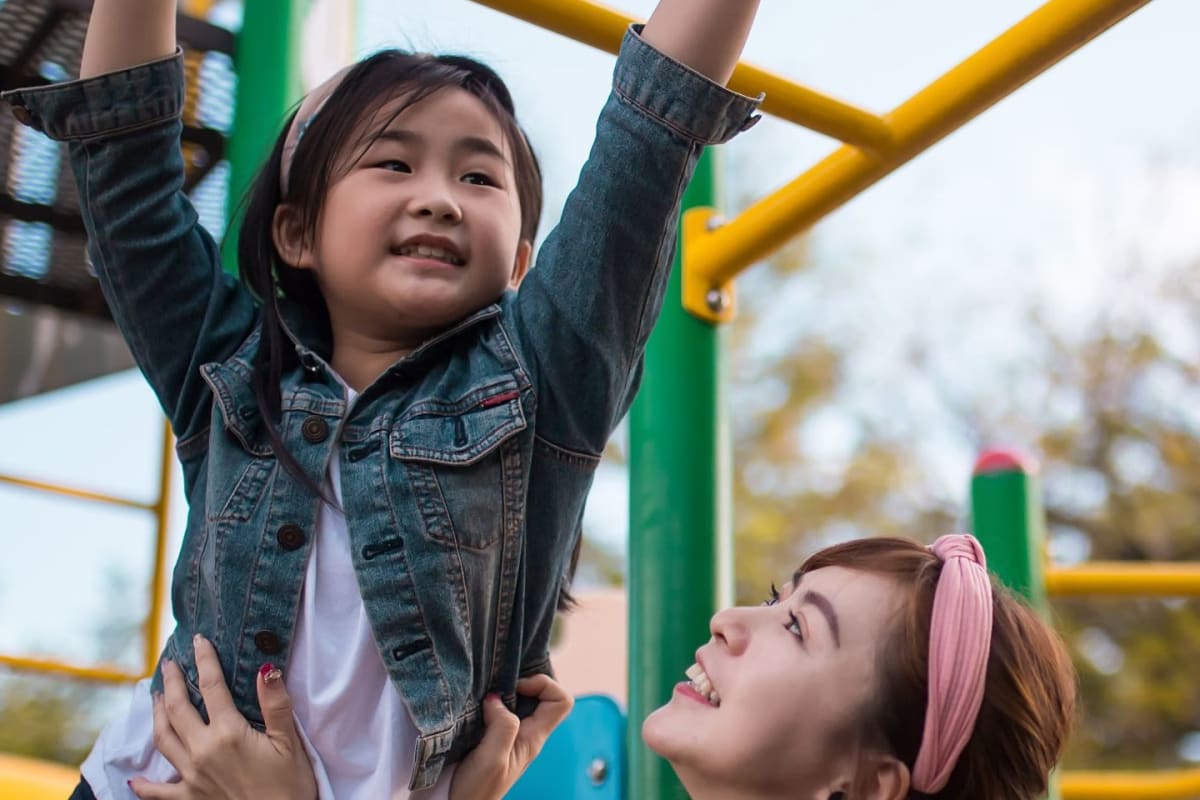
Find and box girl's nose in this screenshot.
[709,606,752,656]
[409,183,462,223]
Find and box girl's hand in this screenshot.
[450,675,575,800]
[130,635,317,800]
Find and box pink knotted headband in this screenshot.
[279,65,354,196]
[911,534,994,794]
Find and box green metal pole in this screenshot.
[222,0,306,272]
[969,448,1048,609]
[968,447,1058,800]
[628,148,726,800]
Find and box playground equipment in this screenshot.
[2,0,1199,798]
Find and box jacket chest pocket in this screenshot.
[388,390,527,551]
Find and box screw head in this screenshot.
[588,758,609,785]
[705,288,729,313]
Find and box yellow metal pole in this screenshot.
[144,419,175,676]
[1061,768,1200,799]
[0,473,156,511]
[1046,564,1200,597]
[467,0,892,150]
[686,0,1152,295]
[0,654,140,684]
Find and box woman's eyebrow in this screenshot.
[801,590,841,648]
[789,573,841,648]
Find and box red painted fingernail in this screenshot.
[259,663,283,683]
[259,662,275,678]
[486,692,501,703]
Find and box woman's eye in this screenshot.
[462,172,496,186]
[786,611,805,642]
[762,582,780,607]
[377,159,411,173]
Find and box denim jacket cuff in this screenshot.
[1,49,184,142]
[615,24,763,145]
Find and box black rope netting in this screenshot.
[0,0,236,321]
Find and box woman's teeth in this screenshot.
[685,663,721,707]
[397,244,463,265]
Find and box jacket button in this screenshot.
[301,416,328,443]
[254,630,282,655]
[11,104,38,130]
[277,524,305,550]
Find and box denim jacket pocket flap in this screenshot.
[200,361,272,457]
[389,388,527,466]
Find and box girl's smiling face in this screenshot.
[277,86,531,352]
[642,566,905,799]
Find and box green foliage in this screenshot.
[0,675,99,765]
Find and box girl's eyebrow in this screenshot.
[373,129,509,166]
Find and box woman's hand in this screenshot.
[130,635,317,800]
[450,675,575,800]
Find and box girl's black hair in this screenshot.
[235,51,578,605]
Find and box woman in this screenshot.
[642,534,1076,799]
[133,535,1076,799]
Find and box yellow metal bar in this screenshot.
[467,0,892,150]
[0,753,79,800]
[686,0,1152,295]
[0,654,141,684]
[1047,563,1200,597]
[1061,768,1200,799]
[0,472,156,511]
[144,419,174,675]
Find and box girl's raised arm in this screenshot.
[81,0,177,78]
[641,0,762,86]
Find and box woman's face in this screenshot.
[642,566,904,799]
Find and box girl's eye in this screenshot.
[377,160,411,173]
[762,583,780,607]
[786,611,805,642]
[462,172,496,187]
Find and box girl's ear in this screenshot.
[272,203,316,270]
[508,239,533,288]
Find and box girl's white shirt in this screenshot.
[81,385,455,799]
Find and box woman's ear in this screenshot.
[272,203,316,270]
[508,239,533,288]
[855,754,909,800]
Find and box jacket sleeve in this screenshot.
[507,26,761,456]
[2,52,259,445]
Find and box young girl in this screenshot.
[3,0,763,797]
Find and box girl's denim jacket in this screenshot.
[4,27,759,789]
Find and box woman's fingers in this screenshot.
[477,693,521,761]
[255,662,299,745]
[511,675,573,764]
[149,691,189,770]
[517,675,573,733]
[192,634,239,723]
[160,658,205,745]
[128,776,186,800]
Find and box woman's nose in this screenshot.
[709,606,752,656]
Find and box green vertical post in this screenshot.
[222,0,306,272]
[628,149,725,800]
[969,448,1058,800]
[969,448,1047,608]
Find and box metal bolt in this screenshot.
[705,213,727,232]
[588,758,609,785]
[705,288,729,313]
